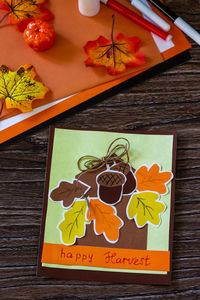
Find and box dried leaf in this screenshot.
[0,64,48,113]
[84,16,145,75]
[0,0,53,31]
[50,180,91,208]
[87,198,123,243]
[127,191,166,228]
[58,200,89,246]
[135,164,173,195]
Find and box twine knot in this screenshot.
[77,137,130,172]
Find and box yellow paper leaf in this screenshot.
[126,192,166,228]
[0,64,48,113]
[58,200,89,246]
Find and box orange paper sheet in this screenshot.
[42,243,170,272]
[0,0,163,120]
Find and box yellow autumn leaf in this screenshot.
[126,192,166,228]
[0,0,53,28]
[58,200,89,246]
[0,64,48,113]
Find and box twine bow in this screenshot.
[77,137,130,172]
[77,137,130,216]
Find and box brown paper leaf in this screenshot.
[50,180,90,208]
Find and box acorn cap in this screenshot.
[97,171,126,187]
[111,162,130,175]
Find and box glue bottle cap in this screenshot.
[78,0,100,17]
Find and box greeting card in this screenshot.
[38,127,176,285]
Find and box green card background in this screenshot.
[42,128,174,274]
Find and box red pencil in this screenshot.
[101,0,172,41]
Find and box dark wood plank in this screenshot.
[0,0,200,298]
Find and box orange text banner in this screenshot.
[42,243,170,272]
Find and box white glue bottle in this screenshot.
[78,0,100,17]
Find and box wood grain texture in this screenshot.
[0,0,200,299]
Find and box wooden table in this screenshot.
[1,1,200,299]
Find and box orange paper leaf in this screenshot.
[0,64,49,113]
[84,16,145,75]
[87,198,123,243]
[135,164,173,195]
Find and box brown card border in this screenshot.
[37,127,177,285]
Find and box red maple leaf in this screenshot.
[84,15,145,75]
[0,0,53,32]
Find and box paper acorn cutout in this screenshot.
[111,162,136,195]
[96,170,126,205]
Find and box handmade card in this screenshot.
[38,127,176,285]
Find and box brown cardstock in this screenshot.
[37,127,177,285]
